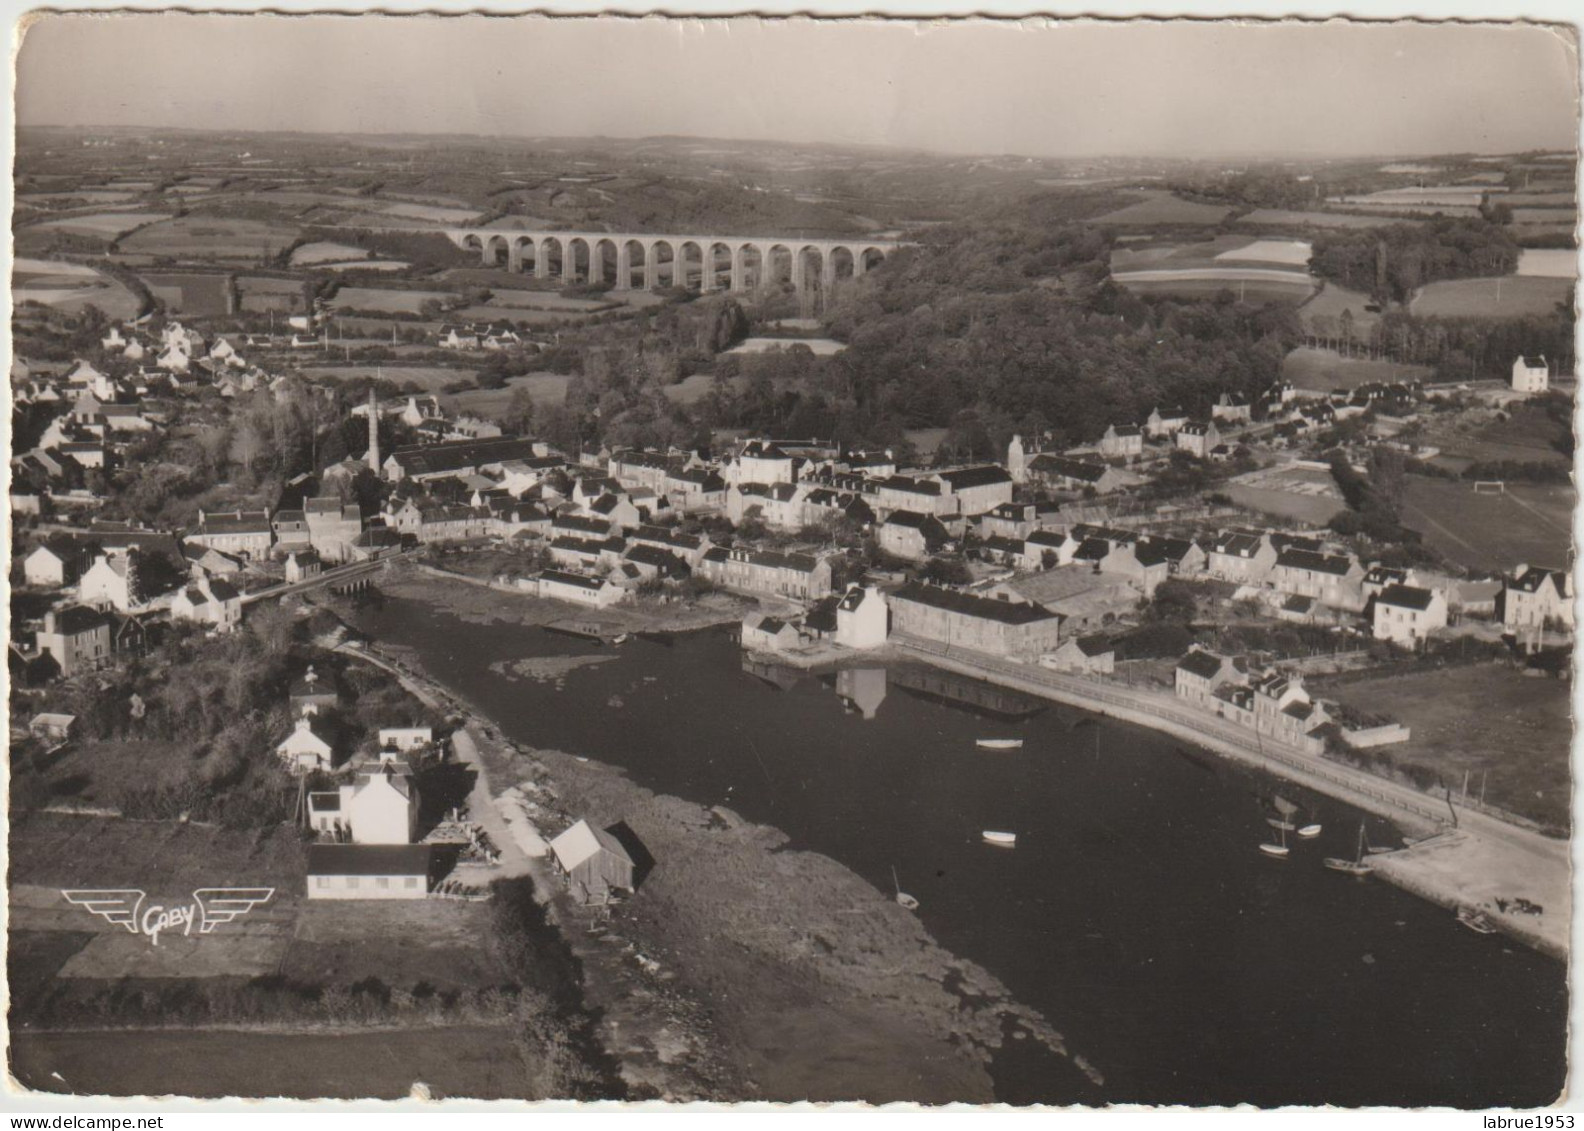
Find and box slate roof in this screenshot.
[892,583,1060,626]
[1377,584,1436,611]
[1177,650,1226,679]
[307,844,431,877]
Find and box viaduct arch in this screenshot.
[447,228,906,300]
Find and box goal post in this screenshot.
[1473,480,1506,495]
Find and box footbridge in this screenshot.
[443,228,909,296]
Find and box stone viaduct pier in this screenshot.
[442,228,908,296]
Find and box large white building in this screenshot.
[1511,355,1549,394]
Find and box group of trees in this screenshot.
[1309,217,1521,305]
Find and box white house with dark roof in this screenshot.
[835,584,889,649]
[1097,424,1144,459]
[1175,420,1221,458]
[934,465,1014,517]
[1206,530,1278,585]
[1175,647,1238,709]
[535,569,628,607]
[307,844,432,901]
[277,716,333,773]
[171,576,243,631]
[1511,355,1549,394]
[1502,565,1573,631]
[1372,584,1448,645]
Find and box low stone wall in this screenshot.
[1341,723,1412,748]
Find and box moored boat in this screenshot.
[1458,907,1499,934]
[976,738,1024,750]
[1259,841,1290,858]
[982,830,1018,847]
[1325,822,1373,875]
[1266,817,1296,832]
[892,865,919,911]
[1297,823,1322,839]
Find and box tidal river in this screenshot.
[357,593,1567,1107]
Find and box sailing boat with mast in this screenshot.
[1265,793,1299,833]
[1259,822,1290,858]
[892,865,919,911]
[1324,822,1373,875]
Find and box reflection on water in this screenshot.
[356,598,1568,1108]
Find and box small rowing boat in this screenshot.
[1266,817,1296,832]
[976,738,1023,750]
[982,830,1018,848]
[1458,907,1499,935]
[1296,823,1322,839]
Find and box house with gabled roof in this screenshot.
[1372,584,1448,646]
[1206,530,1278,585]
[1501,565,1573,632]
[934,465,1014,517]
[171,576,242,632]
[1511,355,1549,394]
[1175,646,1238,708]
[1270,546,1365,611]
[277,716,334,773]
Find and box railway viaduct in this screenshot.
[442,228,908,296]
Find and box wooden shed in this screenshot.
[549,819,636,905]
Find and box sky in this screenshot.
[13,15,1581,158]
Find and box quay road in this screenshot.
[893,634,1570,957]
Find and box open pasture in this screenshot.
[1280,347,1431,392]
[1095,192,1232,226]
[31,212,167,239]
[1240,209,1413,229]
[140,271,232,316]
[121,216,299,259]
[13,260,142,320]
[304,365,472,392]
[443,373,570,418]
[1298,282,1382,334]
[291,240,372,265]
[1511,208,1575,225]
[1409,276,1572,318]
[1398,474,1573,574]
[1111,270,1315,303]
[377,201,481,224]
[1216,238,1311,265]
[332,287,452,313]
[1516,249,1578,278]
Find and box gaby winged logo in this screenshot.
[61,888,275,945]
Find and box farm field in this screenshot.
[139,271,231,316]
[443,373,570,418]
[1516,249,1578,278]
[1111,273,1315,303]
[1397,475,1573,574]
[12,1026,532,1100]
[725,336,848,356]
[303,365,472,392]
[20,739,196,810]
[120,216,299,259]
[318,260,412,272]
[1330,202,1481,218]
[376,201,480,224]
[332,287,452,313]
[1222,482,1346,526]
[1319,665,1570,831]
[661,372,722,406]
[291,240,373,265]
[1216,238,1310,265]
[12,260,142,320]
[28,211,167,239]
[1409,276,1572,318]
[1329,187,1490,207]
[1511,208,1574,225]
[1240,209,1417,229]
[1418,403,1572,468]
[449,305,580,327]
[1110,234,1315,301]
[1094,192,1232,227]
[484,291,615,312]
[1281,347,1431,392]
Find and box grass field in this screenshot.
[1516,249,1579,278]
[1241,209,1419,229]
[140,271,232,316]
[1419,403,1572,469]
[1321,665,1571,831]
[12,1026,532,1100]
[332,287,453,314]
[1223,482,1346,525]
[661,373,719,406]
[12,262,142,321]
[32,212,168,239]
[1095,192,1232,227]
[1409,276,1572,318]
[304,365,472,392]
[281,900,506,991]
[443,373,570,418]
[120,216,299,259]
[24,739,197,809]
[1398,475,1573,573]
[1281,347,1432,392]
[1298,282,1382,335]
[1110,273,1315,303]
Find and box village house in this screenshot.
[534,569,628,608]
[1175,420,1221,459]
[1174,646,1239,709]
[629,525,711,567]
[1502,565,1574,632]
[1019,529,1071,572]
[727,482,807,530]
[35,606,113,677]
[979,502,1038,541]
[78,551,154,613]
[284,549,323,584]
[741,611,805,654]
[188,508,274,560]
[171,576,243,632]
[874,474,956,518]
[1145,406,1189,438]
[663,467,728,512]
[888,583,1063,660]
[277,716,334,773]
[1134,534,1207,577]
[1511,355,1549,394]
[1372,584,1449,646]
[835,584,889,650]
[935,465,1015,517]
[698,547,833,602]
[306,844,433,901]
[1269,545,1366,611]
[290,666,338,716]
[608,449,682,494]
[383,437,546,484]
[304,497,363,562]
[1039,636,1116,676]
[1212,392,1253,425]
[726,440,798,486]
[878,510,951,562]
[1205,530,1279,585]
[23,539,91,588]
[1024,454,1128,495]
[1213,671,1330,753]
[1361,564,1412,604]
[1097,424,1145,460]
